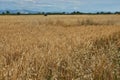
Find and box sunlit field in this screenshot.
[0,15,120,80]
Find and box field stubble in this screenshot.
[0,15,120,80]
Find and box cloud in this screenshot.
[36,4,54,7]
[0,0,120,12]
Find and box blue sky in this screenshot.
[0,0,120,12]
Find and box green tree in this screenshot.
[6,11,10,14]
[2,12,5,15]
[17,12,20,15]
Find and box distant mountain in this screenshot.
[0,9,40,14]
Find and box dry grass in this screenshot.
[0,15,120,80]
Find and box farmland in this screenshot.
[0,15,120,80]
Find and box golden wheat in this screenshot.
[0,15,120,80]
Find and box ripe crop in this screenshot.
[0,15,120,80]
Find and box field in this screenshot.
[0,15,120,80]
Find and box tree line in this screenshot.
[0,11,120,15]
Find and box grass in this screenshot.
[0,15,120,80]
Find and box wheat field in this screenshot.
[0,15,120,80]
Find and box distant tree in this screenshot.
[42,12,45,15]
[44,13,48,16]
[96,12,100,14]
[106,12,112,14]
[71,11,76,14]
[2,12,5,15]
[17,12,21,15]
[115,12,120,14]
[71,11,83,15]
[76,11,80,14]
[99,12,104,14]
[62,12,66,14]
[6,11,10,14]
[37,12,42,15]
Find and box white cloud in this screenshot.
[0,0,120,12]
[36,4,54,7]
